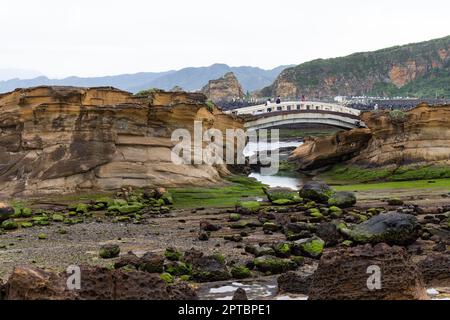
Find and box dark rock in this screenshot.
[328,191,356,208]
[299,181,333,203]
[200,220,221,232]
[277,271,313,295]
[0,203,14,222]
[344,213,419,245]
[245,244,275,257]
[316,223,340,247]
[224,234,243,242]
[387,198,404,206]
[139,252,164,273]
[198,231,210,241]
[308,244,428,300]
[114,251,141,269]
[263,187,301,203]
[232,288,248,300]
[191,256,231,282]
[432,242,447,252]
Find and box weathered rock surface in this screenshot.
[417,253,450,287]
[2,265,197,300]
[291,104,450,170]
[277,271,313,295]
[299,181,333,203]
[344,213,419,246]
[201,72,244,103]
[0,86,243,196]
[309,244,428,300]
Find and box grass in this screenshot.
[334,178,450,192]
[169,176,267,208]
[322,164,450,184]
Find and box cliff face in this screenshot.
[261,35,450,99]
[201,72,245,102]
[0,86,243,197]
[291,104,450,170]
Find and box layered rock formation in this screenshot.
[201,72,244,102]
[291,104,450,170]
[308,244,428,300]
[0,86,243,197]
[261,35,450,99]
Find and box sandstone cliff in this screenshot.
[261,35,450,99]
[0,86,243,197]
[201,72,244,102]
[290,104,450,170]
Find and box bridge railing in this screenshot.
[225,101,361,117]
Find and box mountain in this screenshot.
[0,68,43,81]
[261,35,450,99]
[200,72,244,102]
[0,64,291,94]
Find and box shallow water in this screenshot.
[249,172,305,190]
[243,141,302,158]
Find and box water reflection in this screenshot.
[249,172,303,190]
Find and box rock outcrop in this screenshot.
[0,86,243,197]
[2,265,197,300]
[261,35,450,99]
[308,244,428,300]
[291,104,450,170]
[201,72,244,103]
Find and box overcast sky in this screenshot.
[1,0,449,78]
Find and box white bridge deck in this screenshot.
[225,101,364,130]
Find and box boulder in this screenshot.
[308,244,428,300]
[114,251,141,269]
[199,220,221,232]
[344,213,419,245]
[277,271,313,295]
[0,203,14,222]
[253,256,297,274]
[299,181,334,203]
[316,223,340,247]
[328,191,356,208]
[191,256,231,282]
[99,244,120,259]
[138,252,164,273]
[292,237,325,259]
[263,187,301,203]
[232,288,248,300]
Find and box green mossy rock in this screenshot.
[21,222,33,228]
[75,203,90,214]
[263,222,280,232]
[51,214,64,222]
[231,265,251,279]
[329,206,343,217]
[253,256,297,274]
[328,191,357,208]
[1,219,18,230]
[37,233,47,240]
[263,187,302,203]
[236,201,261,214]
[165,261,192,276]
[160,273,174,284]
[293,237,325,259]
[308,208,324,219]
[229,213,241,222]
[164,247,182,261]
[387,198,404,206]
[299,181,334,203]
[272,199,295,206]
[99,244,120,259]
[273,242,292,258]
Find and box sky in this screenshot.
[1,0,450,78]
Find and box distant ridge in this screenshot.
[0,64,292,94]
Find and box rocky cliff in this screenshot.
[0,86,243,197]
[261,35,450,99]
[201,72,245,102]
[290,104,450,170]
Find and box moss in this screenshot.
[37,233,47,240]
[165,262,192,276]
[179,275,191,282]
[272,199,295,206]
[99,245,120,259]
[75,203,90,214]
[273,242,292,258]
[160,272,174,284]
[32,216,50,226]
[206,100,215,112]
[231,265,251,279]
[291,256,305,266]
[51,214,64,222]
[237,201,261,214]
[308,208,324,219]
[297,238,325,258]
[1,219,18,230]
[21,222,33,228]
[164,247,182,261]
[253,256,297,274]
[229,213,241,222]
[329,206,343,216]
[342,240,353,247]
[213,253,226,264]
[169,176,266,209]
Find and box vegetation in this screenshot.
[169,176,267,208]
[323,164,450,184]
[334,178,450,192]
